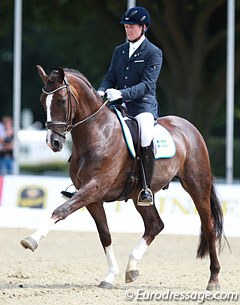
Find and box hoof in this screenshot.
[20,237,38,252]
[206,281,221,291]
[98,281,113,289]
[125,270,139,283]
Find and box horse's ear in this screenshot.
[58,66,65,83]
[36,65,48,84]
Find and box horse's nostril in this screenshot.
[53,139,60,148]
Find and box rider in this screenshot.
[98,6,163,205]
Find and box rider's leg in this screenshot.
[135,113,155,205]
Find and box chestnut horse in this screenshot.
[21,66,223,290]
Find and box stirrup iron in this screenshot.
[137,187,154,206]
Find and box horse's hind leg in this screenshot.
[86,202,119,289]
[125,201,164,283]
[181,173,223,290]
[198,183,223,291]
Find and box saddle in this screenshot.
[113,106,176,159]
[114,105,141,156]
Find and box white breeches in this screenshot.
[135,112,154,147]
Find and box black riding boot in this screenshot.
[138,143,155,206]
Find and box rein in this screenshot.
[42,76,108,138]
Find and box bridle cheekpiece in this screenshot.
[42,75,108,138]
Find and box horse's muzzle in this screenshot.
[46,130,65,152]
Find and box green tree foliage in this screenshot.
[139,0,239,139]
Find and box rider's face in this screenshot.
[124,24,144,41]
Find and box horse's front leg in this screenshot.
[87,202,119,289]
[20,179,99,251]
[125,202,164,283]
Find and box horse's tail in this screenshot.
[197,178,223,258]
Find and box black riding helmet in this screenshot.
[120,6,151,29]
[120,7,151,42]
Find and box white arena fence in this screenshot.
[0,175,239,237]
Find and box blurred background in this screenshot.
[0,0,239,179]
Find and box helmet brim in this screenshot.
[120,20,138,24]
[120,21,149,27]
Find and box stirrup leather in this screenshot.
[137,188,154,206]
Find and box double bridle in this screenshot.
[42,76,108,138]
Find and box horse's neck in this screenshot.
[68,74,119,148]
[71,77,102,123]
[71,104,118,151]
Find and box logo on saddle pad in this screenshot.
[114,107,176,159]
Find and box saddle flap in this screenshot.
[115,107,136,158]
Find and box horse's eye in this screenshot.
[58,99,66,106]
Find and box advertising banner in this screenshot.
[0,175,239,236]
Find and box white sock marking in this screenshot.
[131,238,148,260]
[30,218,56,244]
[102,245,119,284]
[127,238,148,272]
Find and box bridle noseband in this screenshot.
[42,76,108,138]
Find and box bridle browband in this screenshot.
[42,75,108,139]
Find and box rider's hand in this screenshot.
[97,90,105,98]
[105,88,122,101]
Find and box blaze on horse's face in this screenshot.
[37,65,68,152]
